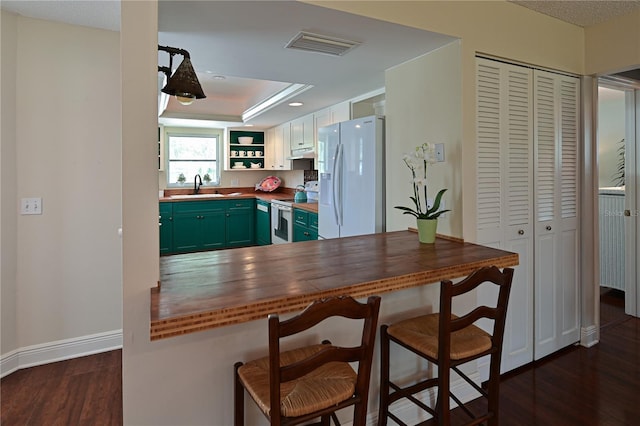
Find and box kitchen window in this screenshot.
[166,132,220,186]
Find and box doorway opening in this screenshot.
[597,78,638,327]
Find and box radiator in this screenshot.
[598,188,625,291]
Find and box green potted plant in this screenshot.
[612,138,625,187]
[395,142,450,243]
[203,173,212,185]
[177,173,186,185]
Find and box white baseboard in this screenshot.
[0,329,123,378]
[580,325,599,348]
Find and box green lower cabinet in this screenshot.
[161,199,256,254]
[293,209,318,242]
[226,199,256,247]
[255,200,271,245]
[172,201,226,253]
[159,202,173,255]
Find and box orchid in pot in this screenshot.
[395,142,450,243]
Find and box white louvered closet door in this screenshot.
[476,58,534,373]
[533,70,580,360]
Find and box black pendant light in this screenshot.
[158,45,206,105]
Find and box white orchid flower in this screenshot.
[413,176,426,187]
[395,142,449,221]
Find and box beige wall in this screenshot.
[1,13,122,364]
[385,41,462,236]
[1,10,19,357]
[585,9,640,75]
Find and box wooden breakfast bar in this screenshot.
[151,230,518,340]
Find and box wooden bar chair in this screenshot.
[234,295,381,426]
[378,266,514,426]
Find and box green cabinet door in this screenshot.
[292,209,318,242]
[172,201,227,253]
[172,212,201,252]
[308,212,318,240]
[159,202,173,255]
[256,200,271,245]
[163,199,259,254]
[226,199,255,247]
[200,210,226,249]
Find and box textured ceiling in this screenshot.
[511,0,640,27]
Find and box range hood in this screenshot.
[287,147,316,160]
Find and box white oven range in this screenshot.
[271,198,295,244]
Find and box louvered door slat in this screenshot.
[535,74,556,223]
[476,61,502,230]
[560,78,579,218]
[507,68,532,226]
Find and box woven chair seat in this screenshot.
[237,344,357,418]
[387,313,491,360]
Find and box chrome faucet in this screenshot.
[194,174,203,194]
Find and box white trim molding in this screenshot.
[0,329,122,378]
[581,325,599,348]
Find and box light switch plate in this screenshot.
[21,197,42,215]
[435,143,445,162]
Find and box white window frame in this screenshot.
[164,128,222,188]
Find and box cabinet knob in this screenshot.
[304,231,310,236]
[546,225,552,231]
[518,229,524,235]
[624,209,631,217]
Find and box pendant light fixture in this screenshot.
[158,45,206,105]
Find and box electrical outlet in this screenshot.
[435,143,445,162]
[21,197,42,215]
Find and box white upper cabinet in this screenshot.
[266,123,291,171]
[267,101,351,163]
[314,101,351,132]
[290,114,314,151]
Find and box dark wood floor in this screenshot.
[437,287,638,426]
[1,349,122,426]
[1,290,636,425]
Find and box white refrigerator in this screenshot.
[318,115,385,239]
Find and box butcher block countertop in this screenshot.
[158,187,318,212]
[292,202,318,213]
[150,231,518,340]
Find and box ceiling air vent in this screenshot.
[285,31,360,56]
